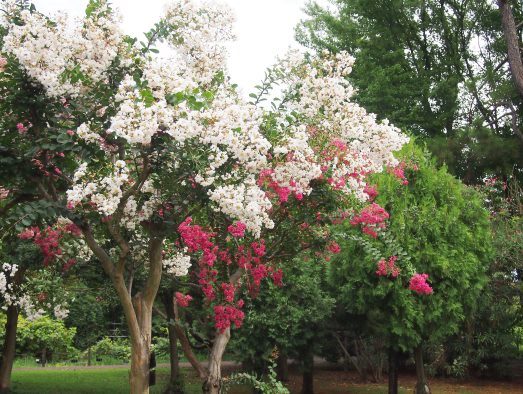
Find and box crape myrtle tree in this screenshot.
[330,142,492,394]
[0,0,408,393]
[155,47,409,393]
[0,0,104,389]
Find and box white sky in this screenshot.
[32,0,322,96]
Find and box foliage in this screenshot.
[89,337,131,361]
[231,257,334,372]
[440,179,523,377]
[17,315,77,361]
[65,283,111,350]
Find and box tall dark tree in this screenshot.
[298,0,523,183]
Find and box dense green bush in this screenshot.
[17,316,77,363]
[89,337,131,362]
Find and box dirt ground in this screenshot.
[281,368,523,394]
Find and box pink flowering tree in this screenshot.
[0,1,408,393]
[330,142,492,394]
[155,50,409,393]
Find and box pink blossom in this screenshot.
[327,241,341,254]
[221,283,235,303]
[376,256,400,278]
[18,227,37,240]
[350,203,389,238]
[363,184,378,201]
[251,240,266,257]
[214,305,245,332]
[175,292,193,307]
[409,273,433,295]
[16,123,27,134]
[63,258,76,272]
[272,269,283,287]
[228,221,246,238]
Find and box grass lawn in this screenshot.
[10,367,251,394]
[11,368,197,394]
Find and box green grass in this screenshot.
[10,368,203,394]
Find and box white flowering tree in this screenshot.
[0,1,407,393]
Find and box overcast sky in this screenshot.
[32,0,323,96]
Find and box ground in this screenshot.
[9,364,523,393]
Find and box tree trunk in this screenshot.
[414,346,431,394]
[87,346,92,367]
[130,338,150,394]
[301,350,314,394]
[388,348,398,394]
[498,0,523,98]
[276,352,289,382]
[81,221,165,394]
[41,348,47,367]
[162,291,184,394]
[203,328,230,394]
[0,305,19,393]
[129,293,154,394]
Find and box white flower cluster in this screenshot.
[163,0,235,84]
[51,0,408,240]
[0,264,45,320]
[163,247,192,276]
[67,160,129,216]
[0,263,18,306]
[208,176,274,237]
[277,50,410,200]
[271,124,322,197]
[53,304,69,320]
[2,0,124,97]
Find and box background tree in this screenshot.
[298,0,523,183]
[441,176,522,378]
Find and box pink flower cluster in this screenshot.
[258,169,302,203]
[221,283,235,303]
[389,162,409,185]
[228,221,246,238]
[214,304,245,332]
[18,222,82,266]
[16,122,28,134]
[350,203,389,238]
[179,217,217,267]
[363,184,378,201]
[327,241,341,254]
[409,273,433,295]
[178,217,276,331]
[375,255,400,278]
[19,226,62,265]
[175,292,193,307]
[271,268,283,287]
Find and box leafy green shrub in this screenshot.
[89,337,131,361]
[17,316,78,362]
[223,358,289,394]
